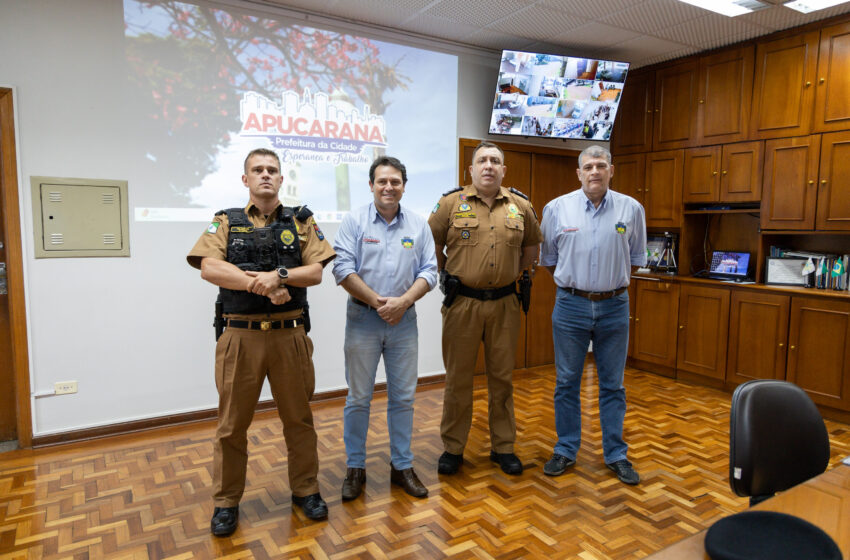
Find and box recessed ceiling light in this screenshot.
[676,0,769,17]
[784,0,849,13]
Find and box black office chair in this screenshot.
[703,379,840,560]
[728,379,830,506]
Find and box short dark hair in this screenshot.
[244,148,281,173]
[369,156,407,184]
[471,141,504,163]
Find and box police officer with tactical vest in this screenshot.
[428,141,542,476]
[187,148,336,536]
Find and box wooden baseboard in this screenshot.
[31,373,448,448]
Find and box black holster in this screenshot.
[302,303,312,334]
[440,270,461,308]
[214,297,224,341]
[518,270,532,313]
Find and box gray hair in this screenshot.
[578,145,612,166]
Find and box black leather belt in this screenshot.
[561,286,627,301]
[350,297,375,310]
[226,317,303,330]
[458,282,516,301]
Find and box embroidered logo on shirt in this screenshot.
[507,203,522,220]
[312,222,325,240]
[461,230,471,239]
[364,237,381,244]
[458,202,471,212]
[206,222,220,234]
[281,229,295,245]
[615,222,627,234]
[459,193,468,201]
[432,203,440,213]
[401,237,414,249]
[454,212,476,219]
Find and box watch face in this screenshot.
[277,267,288,278]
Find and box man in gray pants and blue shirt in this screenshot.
[332,156,437,500]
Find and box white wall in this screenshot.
[0,0,589,437]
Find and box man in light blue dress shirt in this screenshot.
[539,145,646,485]
[332,156,438,500]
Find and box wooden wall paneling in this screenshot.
[653,60,699,151]
[761,135,820,230]
[683,146,720,203]
[645,149,684,228]
[720,140,764,202]
[727,290,789,385]
[815,130,850,230]
[814,21,850,133]
[611,70,655,154]
[750,32,819,140]
[697,46,754,145]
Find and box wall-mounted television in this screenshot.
[489,50,629,141]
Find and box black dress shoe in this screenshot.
[490,451,523,475]
[437,451,463,474]
[341,467,366,501]
[606,459,640,485]
[390,465,428,497]
[210,505,238,537]
[292,493,328,520]
[543,453,576,476]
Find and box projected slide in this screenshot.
[124,1,458,221]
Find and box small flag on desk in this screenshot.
[802,258,816,275]
[833,259,845,277]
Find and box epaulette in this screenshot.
[214,209,228,217]
[294,205,313,222]
[509,187,529,200]
[442,186,463,197]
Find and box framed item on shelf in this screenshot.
[765,257,807,286]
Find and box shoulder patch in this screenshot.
[442,186,463,197]
[509,187,529,200]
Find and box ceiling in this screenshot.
[256,0,850,67]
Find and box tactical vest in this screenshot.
[218,206,308,314]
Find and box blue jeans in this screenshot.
[343,300,419,470]
[551,288,630,464]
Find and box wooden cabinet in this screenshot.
[628,283,636,358]
[653,60,699,151]
[612,153,645,202]
[684,141,763,203]
[697,46,754,145]
[676,285,730,380]
[761,135,820,230]
[633,279,680,368]
[814,21,850,133]
[645,150,683,227]
[815,130,850,230]
[787,296,850,410]
[726,291,789,385]
[751,32,819,140]
[611,70,654,154]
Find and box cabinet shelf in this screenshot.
[684,208,759,215]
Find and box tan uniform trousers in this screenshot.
[440,294,521,455]
[213,324,319,507]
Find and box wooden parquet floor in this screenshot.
[3,365,850,559]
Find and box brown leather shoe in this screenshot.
[390,465,428,498]
[341,467,366,501]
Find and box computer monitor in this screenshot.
[708,251,751,280]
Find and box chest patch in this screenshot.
[401,237,414,249]
[461,230,471,239]
[458,202,471,212]
[281,229,295,244]
[615,222,626,234]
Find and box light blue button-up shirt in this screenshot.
[540,188,647,292]
[332,202,438,296]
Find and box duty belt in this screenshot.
[458,282,516,301]
[561,286,627,301]
[225,317,304,330]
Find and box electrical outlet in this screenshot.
[54,381,78,395]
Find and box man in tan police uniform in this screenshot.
[187,148,335,536]
[428,141,542,476]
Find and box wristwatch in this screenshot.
[276,266,289,285]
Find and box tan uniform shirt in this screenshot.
[187,202,336,318]
[429,185,542,289]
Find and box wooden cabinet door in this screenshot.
[676,285,730,380]
[815,130,850,231]
[750,32,819,140]
[814,21,850,133]
[653,60,699,151]
[683,146,720,203]
[761,135,820,230]
[611,70,654,154]
[526,152,579,368]
[720,141,764,202]
[727,290,789,385]
[697,46,754,145]
[645,150,684,228]
[628,282,636,358]
[787,296,850,410]
[612,153,645,203]
[633,279,680,368]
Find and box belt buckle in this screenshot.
[260,321,272,331]
[481,290,493,301]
